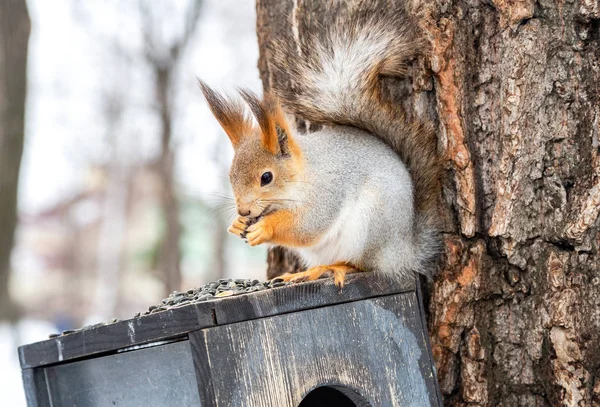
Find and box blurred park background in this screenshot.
[0,0,265,404]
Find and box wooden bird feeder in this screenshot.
[19,273,442,406]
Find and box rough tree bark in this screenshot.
[0,0,30,321]
[256,0,600,405]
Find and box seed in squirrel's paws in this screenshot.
[198,6,441,284]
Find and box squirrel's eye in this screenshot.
[260,171,273,186]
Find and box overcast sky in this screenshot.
[20,0,262,213]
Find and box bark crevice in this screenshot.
[256,1,599,405]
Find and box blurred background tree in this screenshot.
[140,0,203,295]
[1,1,265,404]
[0,0,30,322]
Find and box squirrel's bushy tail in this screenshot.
[269,2,442,278]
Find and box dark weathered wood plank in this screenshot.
[415,277,445,404]
[194,292,442,407]
[44,340,200,407]
[19,273,414,369]
[213,272,415,325]
[18,303,213,369]
[189,330,217,406]
[21,368,50,407]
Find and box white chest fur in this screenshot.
[296,187,377,267]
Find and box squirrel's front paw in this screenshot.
[228,216,250,238]
[245,219,273,246]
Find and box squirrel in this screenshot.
[199,2,441,287]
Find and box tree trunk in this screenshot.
[155,66,182,295]
[266,247,303,280]
[256,1,600,405]
[0,0,30,321]
[207,213,227,281]
[206,143,233,282]
[141,0,203,295]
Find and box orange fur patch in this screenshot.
[240,91,300,157]
[259,209,314,247]
[279,262,361,288]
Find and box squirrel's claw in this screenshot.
[228,216,250,238]
[279,266,331,285]
[279,263,360,288]
[245,220,273,246]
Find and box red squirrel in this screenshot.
[199,3,441,287]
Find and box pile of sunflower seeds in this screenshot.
[48,278,289,338]
[142,277,289,315]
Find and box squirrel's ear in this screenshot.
[198,80,252,148]
[239,90,295,157]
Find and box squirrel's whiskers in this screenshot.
[199,2,441,286]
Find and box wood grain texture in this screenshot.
[20,275,439,406]
[18,303,213,369]
[256,0,600,405]
[21,368,50,407]
[213,272,414,325]
[44,340,200,406]
[19,273,414,369]
[188,329,217,406]
[192,293,441,407]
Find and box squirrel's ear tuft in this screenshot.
[198,79,252,148]
[239,90,294,157]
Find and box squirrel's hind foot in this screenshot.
[279,263,360,288]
